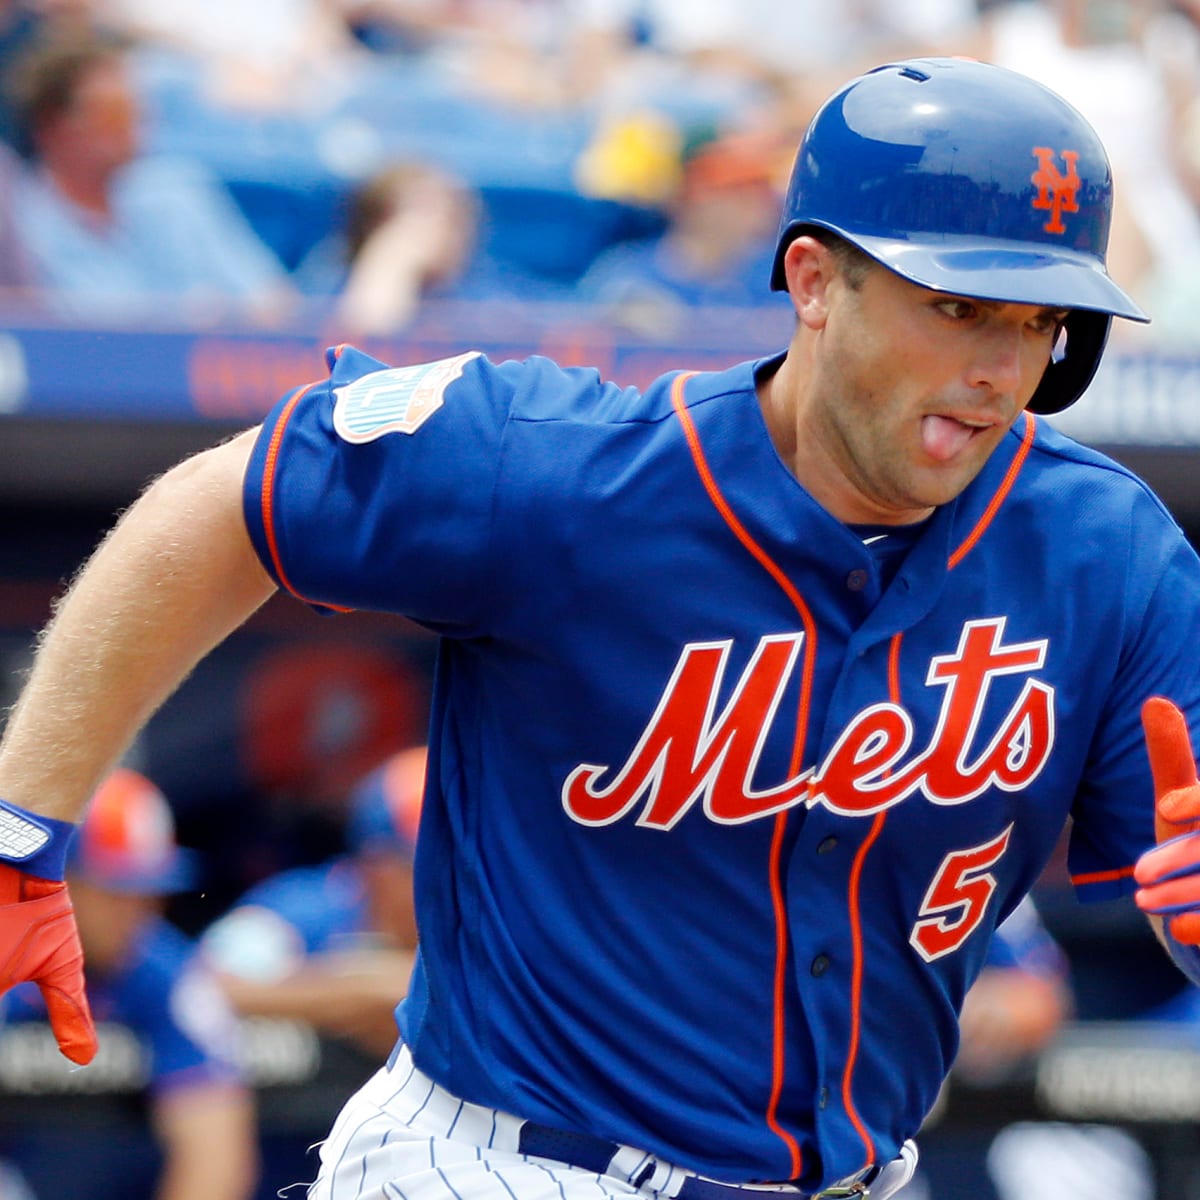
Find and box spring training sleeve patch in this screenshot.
[245,345,515,630]
[332,352,481,443]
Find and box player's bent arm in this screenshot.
[218,948,414,1058]
[150,1080,260,1200]
[0,428,275,822]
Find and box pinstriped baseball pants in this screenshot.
[303,1044,919,1200]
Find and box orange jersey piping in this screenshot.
[948,414,1037,571]
[259,380,354,614]
[1070,864,1136,886]
[670,372,811,1178]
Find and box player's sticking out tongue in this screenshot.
[921,414,980,461]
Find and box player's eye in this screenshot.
[1028,310,1069,338]
[936,298,978,321]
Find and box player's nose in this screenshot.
[965,322,1024,398]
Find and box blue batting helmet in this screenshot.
[770,57,1148,414]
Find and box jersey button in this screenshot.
[810,954,831,977]
[816,836,838,855]
[846,569,868,592]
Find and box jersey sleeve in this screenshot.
[243,344,517,632]
[151,967,245,1095]
[120,924,245,1096]
[1067,527,1200,901]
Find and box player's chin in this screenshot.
[912,451,996,507]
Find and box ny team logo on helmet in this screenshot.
[770,57,1148,414]
[1031,148,1081,235]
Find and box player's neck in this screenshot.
[44,160,113,221]
[756,351,935,527]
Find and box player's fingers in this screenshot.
[1135,828,1200,888]
[29,892,96,1065]
[1136,877,1200,916]
[1134,824,1200,921]
[37,974,97,1065]
[1134,830,1200,915]
[1168,912,1200,946]
[0,878,96,1064]
[1142,698,1200,836]
[1143,697,1200,795]
[1156,786,1200,832]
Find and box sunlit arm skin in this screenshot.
[152,1080,260,1200]
[218,947,416,1060]
[0,429,274,821]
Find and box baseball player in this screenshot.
[0,55,1198,1200]
[1,768,257,1200]
[200,746,425,1057]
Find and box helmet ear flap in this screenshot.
[1026,310,1111,415]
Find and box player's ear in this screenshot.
[781,235,835,330]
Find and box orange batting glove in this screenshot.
[1134,696,1200,946]
[0,864,96,1064]
[0,794,97,1067]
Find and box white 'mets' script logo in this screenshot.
[562,617,1054,828]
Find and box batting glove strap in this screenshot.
[0,797,76,881]
[1165,924,1200,988]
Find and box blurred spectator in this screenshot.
[297,159,569,337]
[0,1,115,151]
[0,767,258,1200]
[954,896,1071,1087]
[895,897,1072,1199]
[568,0,981,119]
[980,0,1200,348]
[331,1,611,109]
[91,0,367,111]
[336,0,456,55]
[200,745,425,1060]
[5,29,297,326]
[0,2,70,150]
[576,128,785,334]
[1133,0,1200,349]
[0,140,37,297]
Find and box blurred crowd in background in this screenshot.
[0,0,1200,348]
[1,1,1200,1198]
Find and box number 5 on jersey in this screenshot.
[910,825,1014,961]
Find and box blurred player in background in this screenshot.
[201,745,424,1059]
[953,896,1071,1087]
[0,769,258,1200]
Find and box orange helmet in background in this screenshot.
[70,767,198,894]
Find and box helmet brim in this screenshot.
[851,231,1149,322]
[70,846,200,895]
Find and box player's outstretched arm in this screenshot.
[0,427,277,1062]
[1134,697,1200,976]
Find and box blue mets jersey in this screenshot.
[242,345,1200,1191]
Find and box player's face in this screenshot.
[783,244,1065,525]
[56,58,139,175]
[360,853,419,950]
[68,876,160,969]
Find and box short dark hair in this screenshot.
[807,228,876,290]
[5,30,130,152]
